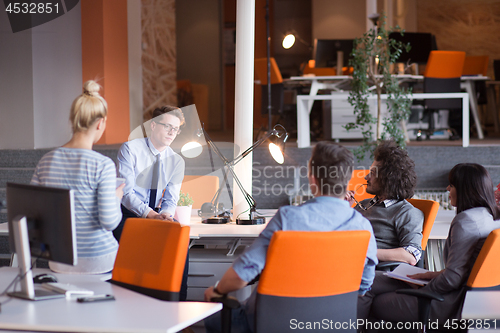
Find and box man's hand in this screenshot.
[115,183,125,200]
[345,190,356,206]
[377,248,417,265]
[204,286,222,302]
[146,209,177,221]
[159,212,176,221]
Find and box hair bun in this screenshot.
[83,80,101,97]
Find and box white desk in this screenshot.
[462,291,500,321]
[0,267,221,333]
[292,74,485,147]
[297,92,470,148]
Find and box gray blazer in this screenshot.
[425,207,499,321]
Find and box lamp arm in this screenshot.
[202,128,231,165]
[227,165,257,212]
[231,124,286,166]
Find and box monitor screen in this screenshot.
[7,182,77,265]
[313,39,354,68]
[389,32,437,64]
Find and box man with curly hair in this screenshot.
[354,140,424,266]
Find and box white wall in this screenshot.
[0,5,35,149]
[0,2,82,149]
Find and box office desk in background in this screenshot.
[0,267,221,333]
[291,74,485,147]
[296,92,470,148]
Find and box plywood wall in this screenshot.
[417,0,500,78]
[141,0,177,120]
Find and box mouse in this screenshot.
[33,273,58,284]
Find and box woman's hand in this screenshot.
[408,270,442,281]
[115,183,125,200]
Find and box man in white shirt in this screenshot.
[115,105,187,299]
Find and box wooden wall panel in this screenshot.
[417,0,500,78]
[141,0,177,119]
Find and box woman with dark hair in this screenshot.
[358,163,500,326]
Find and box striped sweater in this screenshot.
[31,148,121,267]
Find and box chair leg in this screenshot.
[221,305,232,333]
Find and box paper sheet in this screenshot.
[384,263,431,286]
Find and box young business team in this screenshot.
[31,80,499,331]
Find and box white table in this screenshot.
[0,267,221,333]
[297,92,470,148]
[292,74,486,147]
[462,291,500,331]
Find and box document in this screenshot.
[384,263,431,286]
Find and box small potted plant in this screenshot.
[174,191,194,224]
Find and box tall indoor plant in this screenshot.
[346,13,412,160]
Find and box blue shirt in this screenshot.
[232,196,378,295]
[118,138,185,217]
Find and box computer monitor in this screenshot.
[389,32,437,64]
[313,39,354,68]
[7,182,77,301]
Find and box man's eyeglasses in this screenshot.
[349,184,379,211]
[155,121,181,135]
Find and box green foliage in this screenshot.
[346,13,412,160]
[177,191,194,206]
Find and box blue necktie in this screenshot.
[149,154,160,210]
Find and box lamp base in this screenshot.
[202,217,231,224]
[236,217,266,225]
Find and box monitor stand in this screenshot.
[8,216,65,301]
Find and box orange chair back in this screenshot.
[424,51,466,79]
[111,219,190,300]
[257,230,370,297]
[467,228,500,288]
[462,55,489,76]
[347,169,374,206]
[255,57,283,85]
[180,175,219,209]
[407,198,440,251]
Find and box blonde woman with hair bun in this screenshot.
[31,80,124,274]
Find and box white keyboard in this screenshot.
[41,282,94,296]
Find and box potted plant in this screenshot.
[345,13,412,160]
[174,191,194,224]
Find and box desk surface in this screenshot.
[1,208,453,240]
[0,267,221,333]
[289,74,489,81]
[462,291,500,321]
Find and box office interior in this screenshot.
[1,0,500,331]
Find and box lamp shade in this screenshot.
[268,132,288,164]
[282,33,295,49]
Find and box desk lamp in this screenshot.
[181,124,288,225]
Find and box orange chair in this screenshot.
[347,169,374,207]
[407,198,440,252]
[254,230,370,332]
[416,51,466,140]
[180,175,219,209]
[302,59,353,76]
[462,55,489,77]
[110,218,190,301]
